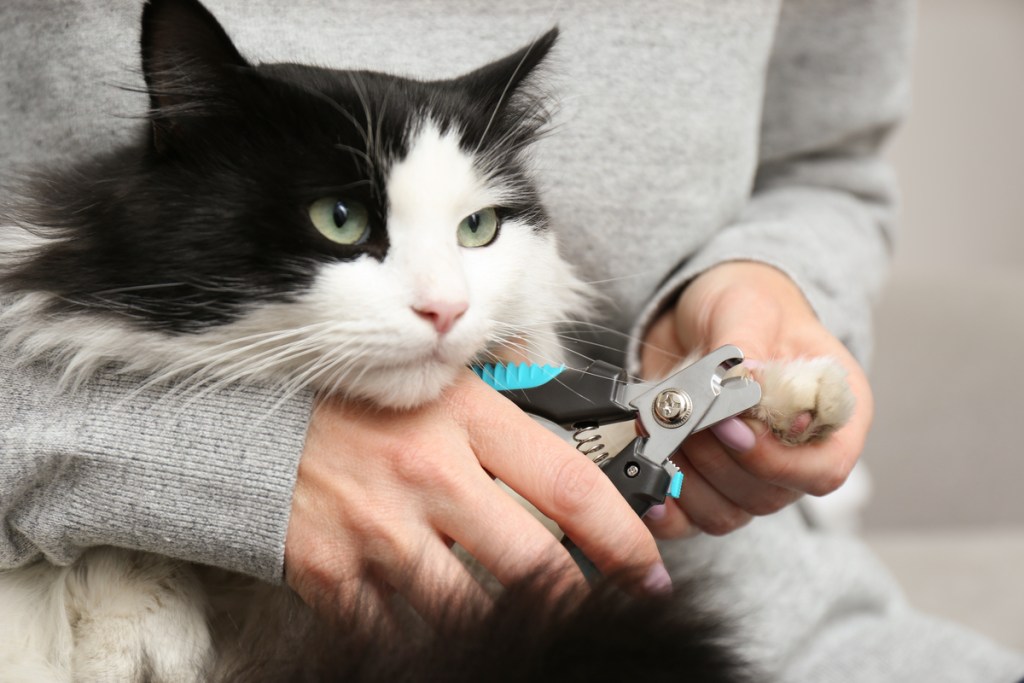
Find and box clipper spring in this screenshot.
[572,422,611,465]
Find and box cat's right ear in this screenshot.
[140,0,249,151]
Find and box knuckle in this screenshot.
[549,456,603,519]
[342,506,392,546]
[389,437,459,491]
[808,474,843,498]
[808,459,852,497]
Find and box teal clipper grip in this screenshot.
[472,362,565,391]
[473,359,634,428]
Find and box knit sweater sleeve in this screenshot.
[0,345,312,583]
[629,0,914,367]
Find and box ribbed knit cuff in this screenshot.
[64,376,312,583]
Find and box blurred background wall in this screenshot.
[860,0,1023,650]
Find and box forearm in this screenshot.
[0,349,312,583]
[628,0,912,369]
[639,168,895,363]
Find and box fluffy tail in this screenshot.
[216,574,750,683]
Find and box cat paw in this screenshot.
[728,357,854,446]
[66,549,214,683]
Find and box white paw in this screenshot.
[729,357,854,445]
[65,549,213,683]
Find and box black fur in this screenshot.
[2,0,554,334]
[216,575,750,683]
[3,1,749,680]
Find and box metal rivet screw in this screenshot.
[625,463,641,478]
[653,389,692,428]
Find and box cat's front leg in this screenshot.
[65,549,213,683]
[728,357,855,445]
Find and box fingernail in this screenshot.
[644,563,673,596]
[646,504,668,522]
[711,418,756,453]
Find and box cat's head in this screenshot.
[1,0,588,407]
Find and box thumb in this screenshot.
[675,285,780,364]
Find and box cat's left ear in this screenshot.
[459,28,558,112]
[140,0,250,150]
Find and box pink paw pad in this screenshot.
[785,411,814,441]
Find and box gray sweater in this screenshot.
[2,1,1022,680]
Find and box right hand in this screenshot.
[283,369,669,624]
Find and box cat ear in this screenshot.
[459,27,559,112]
[140,0,249,150]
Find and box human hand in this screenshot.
[284,370,669,624]
[640,261,873,538]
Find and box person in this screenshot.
[1,1,1021,680]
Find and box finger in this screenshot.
[685,431,801,516]
[643,499,698,539]
[289,557,397,633]
[670,450,752,536]
[704,340,870,495]
[731,418,864,497]
[710,418,757,453]
[450,377,665,582]
[730,355,872,496]
[335,575,403,634]
[439,474,586,594]
[377,535,493,626]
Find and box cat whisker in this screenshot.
[291,348,366,399]
[297,81,371,152]
[579,273,646,286]
[330,143,375,176]
[473,29,555,158]
[150,334,360,414]
[113,323,344,405]
[87,282,191,296]
[482,101,551,154]
[497,318,645,347]
[546,332,628,356]
[372,89,391,177]
[474,99,555,182]
[348,75,379,173]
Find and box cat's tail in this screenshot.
[214,571,751,683]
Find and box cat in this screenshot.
[0,0,851,681]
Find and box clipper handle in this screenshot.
[499,360,633,428]
[562,437,672,580]
[598,437,672,518]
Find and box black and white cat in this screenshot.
[0,0,851,681]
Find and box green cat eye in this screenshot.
[457,207,499,248]
[308,197,370,245]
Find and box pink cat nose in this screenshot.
[412,300,468,335]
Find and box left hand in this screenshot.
[640,261,873,538]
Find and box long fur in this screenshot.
[0,0,753,681]
[215,574,750,683]
[0,0,859,677]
